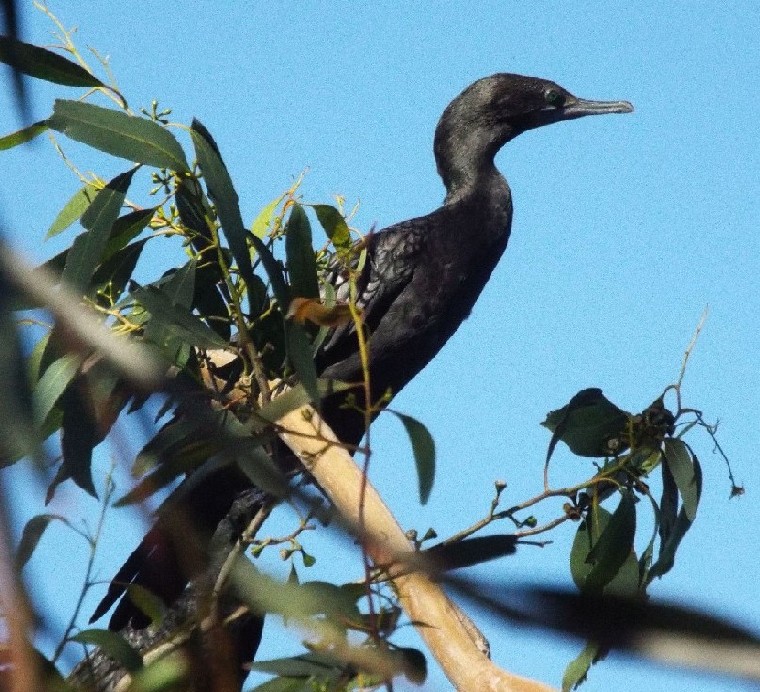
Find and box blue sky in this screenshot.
[2,2,759,690]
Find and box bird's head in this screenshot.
[434,73,633,194]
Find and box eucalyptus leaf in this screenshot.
[663,438,699,521]
[72,630,142,673]
[0,36,106,88]
[285,204,319,300]
[0,121,48,150]
[62,169,135,292]
[390,411,435,504]
[313,204,351,252]
[543,388,629,459]
[49,100,189,172]
[46,184,99,238]
[16,514,56,568]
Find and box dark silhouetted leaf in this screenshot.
[0,36,105,87]
[92,239,146,306]
[190,119,258,304]
[648,455,702,582]
[103,207,155,258]
[0,121,48,150]
[313,204,351,252]
[251,234,289,310]
[0,275,38,462]
[285,204,319,300]
[72,630,142,672]
[62,169,135,292]
[61,380,97,496]
[16,514,56,568]
[49,100,189,172]
[543,388,629,459]
[391,411,435,504]
[571,492,636,594]
[663,438,699,521]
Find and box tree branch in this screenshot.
[275,403,555,692]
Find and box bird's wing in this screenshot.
[317,214,428,371]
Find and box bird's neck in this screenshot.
[441,158,507,206]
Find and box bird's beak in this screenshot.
[562,97,634,117]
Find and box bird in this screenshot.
[93,74,632,652]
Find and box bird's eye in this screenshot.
[544,88,565,107]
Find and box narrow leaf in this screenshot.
[583,491,636,593]
[562,641,602,692]
[61,381,98,496]
[72,630,142,672]
[0,121,48,150]
[33,354,80,424]
[124,584,167,627]
[62,169,135,292]
[252,195,284,239]
[251,234,290,309]
[49,100,189,172]
[663,438,699,521]
[257,380,351,424]
[47,183,98,238]
[190,120,257,300]
[391,411,436,504]
[103,207,155,258]
[0,36,105,88]
[16,515,55,568]
[285,204,319,300]
[313,204,351,252]
[287,324,319,402]
[133,285,227,350]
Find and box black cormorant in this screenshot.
[94,74,632,644]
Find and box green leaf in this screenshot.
[124,584,167,627]
[663,438,699,521]
[189,119,257,302]
[46,184,99,238]
[133,285,227,350]
[33,353,80,425]
[543,388,629,459]
[0,121,48,150]
[72,629,142,673]
[256,380,351,424]
[287,324,319,402]
[285,204,319,300]
[390,411,436,504]
[62,169,135,292]
[16,514,56,568]
[92,240,146,306]
[648,456,702,582]
[0,36,106,88]
[251,234,290,309]
[252,195,284,239]
[562,641,602,692]
[313,204,351,252]
[571,493,636,594]
[49,100,189,172]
